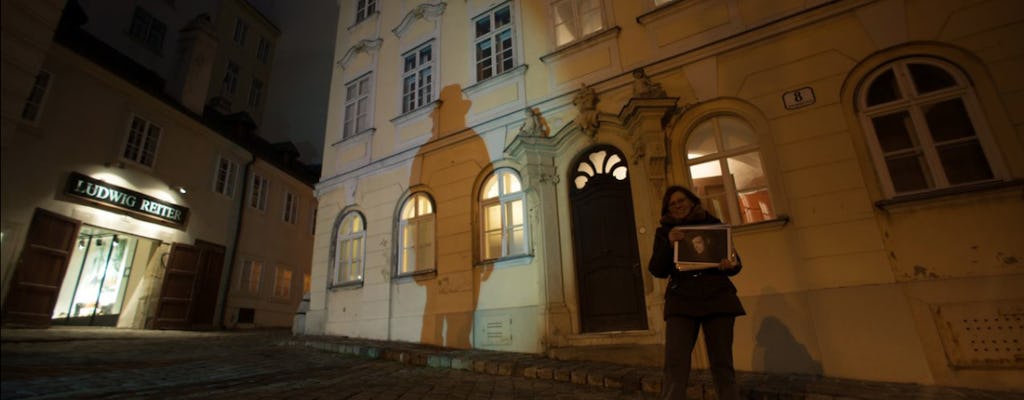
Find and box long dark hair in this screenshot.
[660,185,702,216]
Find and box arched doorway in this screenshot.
[569,145,647,333]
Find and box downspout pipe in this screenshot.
[220,154,255,329]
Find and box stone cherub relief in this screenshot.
[573,83,600,137]
[631,67,667,98]
[518,107,549,137]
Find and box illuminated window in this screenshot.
[397,193,435,275]
[283,191,298,224]
[123,115,161,167]
[213,156,239,198]
[480,169,528,260]
[551,0,605,47]
[401,43,434,113]
[573,148,628,190]
[858,58,1001,197]
[334,212,365,285]
[685,116,774,225]
[239,260,262,294]
[273,266,292,298]
[303,273,311,295]
[474,4,515,81]
[128,7,166,53]
[343,74,373,139]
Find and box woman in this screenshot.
[648,186,744,400]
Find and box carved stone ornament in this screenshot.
[572,83,600,137]
[336,38,384,70]
[518,107,548,137]
[631,68,666,98]
[393,2,447,38]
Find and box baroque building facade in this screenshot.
[311,0,1023,391]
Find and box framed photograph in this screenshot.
[673,224,731,271]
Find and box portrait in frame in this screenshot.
[673,224,732,271]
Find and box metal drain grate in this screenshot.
[932,300,1023,368]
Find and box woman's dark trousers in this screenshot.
[661,315,738,400]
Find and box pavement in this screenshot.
[2,326,1022,399]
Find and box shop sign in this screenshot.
[65,172,189,228]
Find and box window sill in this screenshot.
[330,127,375,147]
[476,253,533,268]
[540,26,621,64]
[393,268,437,282]
[875,179,1024,212]
[636,0,687,25]
[391,100,440,126]
[732,215,790,235]
[463,64,528,97]
[329,280,364,290]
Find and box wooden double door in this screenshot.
[2,208,224,330]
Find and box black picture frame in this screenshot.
[673,224,731,271]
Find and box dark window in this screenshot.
[127,7,166,53]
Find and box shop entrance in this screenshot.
[52,226,140,326]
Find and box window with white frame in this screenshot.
[283,190,298,224]
[480,169,528,260]
[397,193,435,275]
[342,74,372,139]
[127,7,166,52]
[685,115,775,225]
[233,18,248,45]
[250,173,269,210]
[858,58,1000,197]
[356,0,376,23]
[213,156,239,198]
[334,211,365,285]
[21,70,52,122]
[248,78,263,108]
[239,260,262,294]
[223,61,239,95]
[123,115,161,167]
[401,43,433,113]
[473,4,515,81]
[257,37,272,64]
[551,0,605,47]
[273,266,292,298]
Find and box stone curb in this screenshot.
[284,336,1024,400]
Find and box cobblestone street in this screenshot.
[1,327,653,399]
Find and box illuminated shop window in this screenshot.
[397,192,435,276]
[480,169,528,260]
[334,211,365,285]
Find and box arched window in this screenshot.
[334,212,365,285]
[480,168,527,260]
[858,57,999,196]
[397,192,435,275]
[685,115,774,224]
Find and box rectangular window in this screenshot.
[250,174,269,210]
[401,43,433,113]
[21,70,52,122]
[239,260,262,294]
[256,37,272,64]
[474,5,515,81]
[123,115,161,167]
[342,74,372,139]
[213,156,239,198]
[552,0,604,47]
[274,266,292,298]
[356,0,377,23]
[223,62,239,95]
[128,7,166,52]
[233,18,248,45]
[283,191,297,224]
[248,78,263,108]
[303,273,311,296]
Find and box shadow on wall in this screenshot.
[410,84,493,348]
[751,287,823,376]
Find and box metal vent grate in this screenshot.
[482,315,512,345]
[932,300,1023,368]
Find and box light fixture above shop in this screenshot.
[172,185,187,194]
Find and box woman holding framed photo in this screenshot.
[648,185,744,400]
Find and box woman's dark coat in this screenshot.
[648,214,746,319]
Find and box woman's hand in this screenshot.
[668,228,685,242]
[717,252,739,271]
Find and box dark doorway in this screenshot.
[2,209,81,327]
[569,145,648,333]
